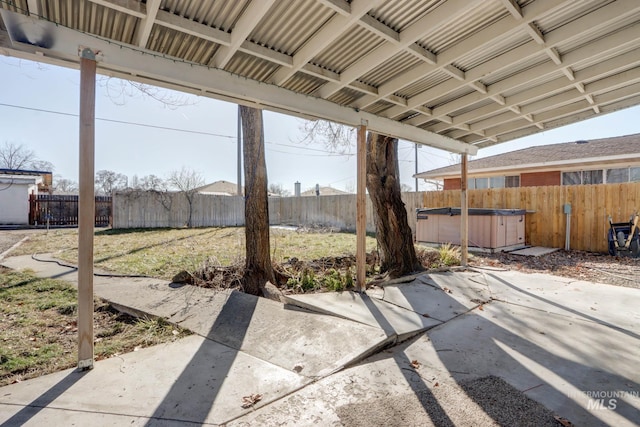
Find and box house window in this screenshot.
[583,170,603,184]
[562,171,581,185]
[631,167,640,182]
[606,168,629,183]
[505,176,520,188]
[490,176,505,188]
[562,170,603,185]
[474,177,489,189]
[467,178,475,189]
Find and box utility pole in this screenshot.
[414,143,419,191]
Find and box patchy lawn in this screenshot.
[12,227,381,280]
[0,266,190,386]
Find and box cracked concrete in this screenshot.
[1,254,639,426]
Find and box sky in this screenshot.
[2,55,640,193]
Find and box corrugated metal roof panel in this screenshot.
[364,100,395,115]
[311,25,385,74]
[480,53,550,87]
[395,70,451,99]
[1,0,639,150]
[500,67,566,98]
[225,51,280,82]
[147,25,218,65]
[327,88,365,106]
[249,0,333,56]
[282,72,326,95]
[161,0,248,32]
[418,1,507,54]
[359,51,422,88]
[38,0,137,44]
[535,0,615,33]
[370,0,444,32]
[429,85,476,110]
[453,31,531,72]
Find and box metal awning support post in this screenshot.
[78,48,97,370]
[460,153,469,267]
[356,121,367,292]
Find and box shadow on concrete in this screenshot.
[361,272,640,426]
[487,272,640,340]
[0,370,87,427]
[145,291,257,425]
[360,292,456,426]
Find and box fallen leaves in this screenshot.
[410,359,421,369]
[241,393,263,409]
[442,287,452,294]
[554,415,573,426]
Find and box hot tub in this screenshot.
[416,207,526,251]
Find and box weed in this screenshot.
[322,269,344,292]
[438,243,461,266]
[300,269,317,291]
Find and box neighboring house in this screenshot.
[0,169,48,225]
[197,180,243,196]
[300,186,350,197]
[415,134,640,190]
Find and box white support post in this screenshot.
[78,48,96,370]
[356,121,367,292]
[460,153,469,267]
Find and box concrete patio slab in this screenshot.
[1,254,391,379]
[477,269,640,333]
[3,252,639,426]
[284,291,441,341]
[0,335,306,426]
[399,301,640,427]
[509,246,560,256]
[229,337,560,427]
[367,272,490,323]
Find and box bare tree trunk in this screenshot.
[366,133,423,278]
[240,105,275,295]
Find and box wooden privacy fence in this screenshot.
[423,183,640,253]
[113,190,426,234]
[29,194,112,227]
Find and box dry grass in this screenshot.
[12,227,379,280]
[0,266,190,386]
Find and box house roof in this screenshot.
[300,186,350,197]
[197,180,242,196]
[0,175,42,185]
[0,168,52,175]
[415,133,640,179]
[2,2,640,154]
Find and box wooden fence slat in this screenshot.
[112,184,640,253]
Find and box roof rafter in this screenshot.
[353,0,573,111]
[270,0,385,86]
[208,0,277,69]
[424,29,640,134]
[317,0,482,99]
[386,0,640,123]
[133,0,160,47]
[465,80,640,145]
